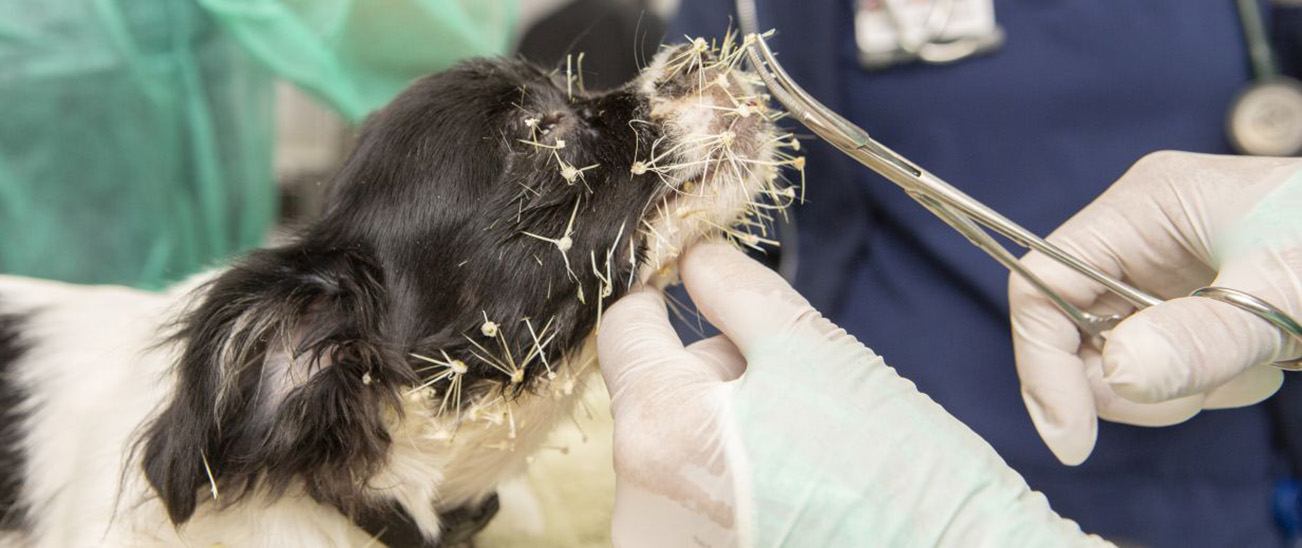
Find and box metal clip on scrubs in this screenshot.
[741,33,1302,369]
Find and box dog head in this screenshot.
[140,35,801,535]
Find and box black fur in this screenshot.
[356,493,500,548]
[0,306,30,530]
[140,57,697,526]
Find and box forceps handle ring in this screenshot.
[1191,287,1302,369]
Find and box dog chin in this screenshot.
[634,43,784,287]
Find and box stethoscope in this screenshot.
[1228,0,1302,157]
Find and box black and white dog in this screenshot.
[0,38,794,546]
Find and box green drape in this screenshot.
[0,0,516,288]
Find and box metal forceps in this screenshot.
[742,34,1163,343]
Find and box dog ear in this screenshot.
[140,244,411,525]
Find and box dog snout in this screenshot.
[650,42,727,92]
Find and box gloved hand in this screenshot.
[1010,151,1302,465]
[599,242,1109,547]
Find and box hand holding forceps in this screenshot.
[740,33,1302,370]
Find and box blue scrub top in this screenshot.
[673,1,1302,546]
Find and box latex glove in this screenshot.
[1010,151,1302,465]
[599,242,1109,547]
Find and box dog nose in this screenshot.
[659,42,724,91]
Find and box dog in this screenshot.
[0,36,797,546]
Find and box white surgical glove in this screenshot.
[1010,151,1302,465]
[599,242,1109,547]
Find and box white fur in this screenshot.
[0,274,590,547]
